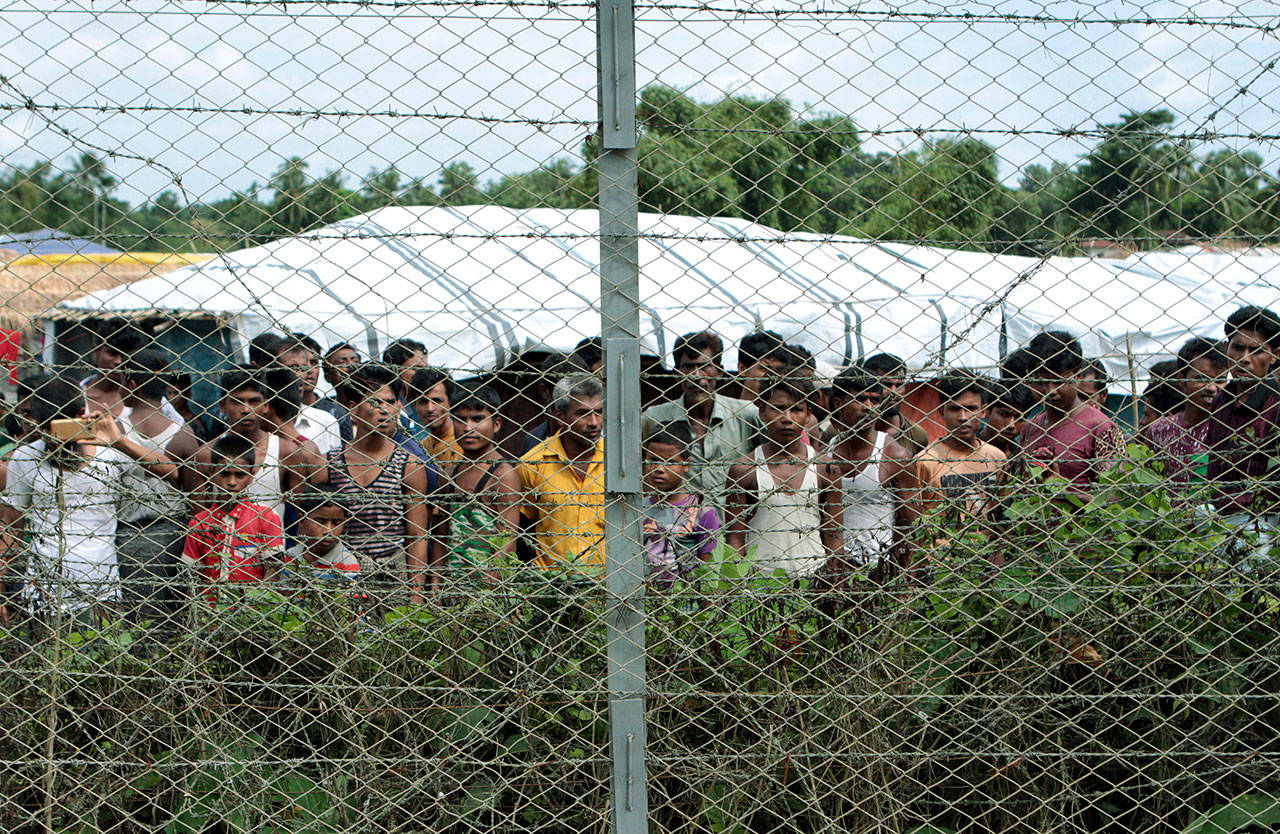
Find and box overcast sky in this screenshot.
[1,0,1278,208]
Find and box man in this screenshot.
[1078,357,1111,410]
[912,371,1007,529]
[864,352,929,453]
[166,368,322,526]
[516,373,605,575]
[642,331,760,513]
[81,319,186,426]
[383,339,429,391]
[317,342,361,421]
[253,333,342,454]
[323,363,437,600]
[0,376,174,618]
[1142,337,1228,494]
[520,352,589,454]
[819,368,915,573]
[726,375,827,577]
[1205,305,1280,523]
[406,367,463,466]
[1019,331,1124,488]
[734,330,788,400]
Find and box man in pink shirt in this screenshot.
[1019,331,1125,488]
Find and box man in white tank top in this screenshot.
[726,375,831,577]
[819,367,916,578]
[166,368,324,526]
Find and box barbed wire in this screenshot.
[7,99,1280,145]
[21,0,1277,30]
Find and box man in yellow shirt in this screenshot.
[516,373,605,574]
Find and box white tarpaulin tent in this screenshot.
[56,205,1280,382]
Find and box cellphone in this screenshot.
[49,418,96,442]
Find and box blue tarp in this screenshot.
[0,229,119,256]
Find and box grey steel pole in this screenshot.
[597,0,647,831]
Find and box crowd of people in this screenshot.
[0,301,1277,626]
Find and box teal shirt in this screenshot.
[642,393,761,512]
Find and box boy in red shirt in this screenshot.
[182,434,285,593]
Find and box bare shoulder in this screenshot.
[727,457,758,490]
[166,423,201,458]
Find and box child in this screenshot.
[642,422,721,584]
[982,379,1035,458]
[286,485,360,582]
[181,434,285,594]
[440,384,521,583]
[913,371,1007,525]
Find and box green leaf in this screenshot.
[1182,793,1280,834]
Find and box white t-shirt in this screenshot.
[296,406,342,455]
[2,440,132,606]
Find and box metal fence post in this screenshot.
[598,0,647,832]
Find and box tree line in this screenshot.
[2,86,1278,255]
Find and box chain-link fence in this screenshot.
[2,0,1280,832]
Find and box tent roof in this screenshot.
[55,205,1279,381]
[0,229,120,257]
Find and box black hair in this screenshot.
[27,375,83,428]
[1000,347,1036,381]
[1080,357,1110,390]
[337,362,403,404]
[643,420,694,458]
[122,348,173,401]
[294,483,350,516]
[737,330,785,369]
[261,365,303,422]
[1176,337,1228,375]
[1225,305,1280,348]
[103,325,148,357]
[935,370,993,405]
[1028,330,1084,375]
[209,433,256,468]
[672,331,724,368]
[171,370,193,395]
[780,343,814,371]
[382,338,426,367]
[1142,360,1184,418]
[452,383,502,416]
[220,367,265,399]
[572,337,603,370]
[248,332,288,369]
[408,367,453,402]
[540,352,588,380]
[863,352,907,378]
[288,332,322,356]
[97,317,147,355]
[758,373,815,408]
[832,366,884,397]
[990,380,1036,412]
[325,342,360,359]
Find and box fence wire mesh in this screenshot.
[1,0,1280,832]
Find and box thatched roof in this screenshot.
[0,253,211,330]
